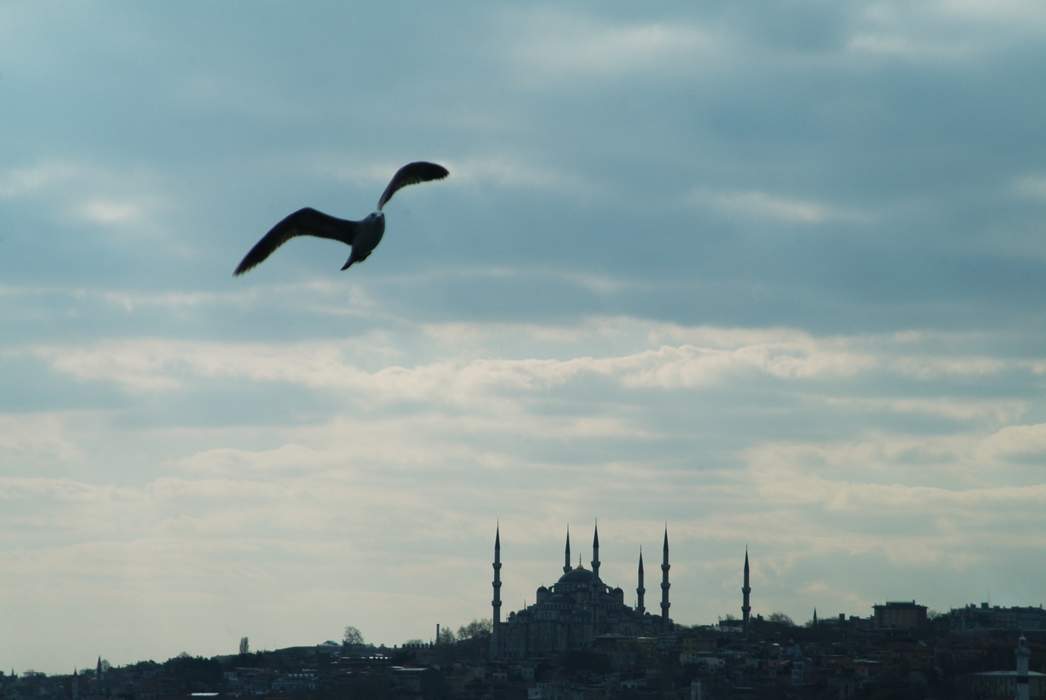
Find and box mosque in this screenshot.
[489,524,674,658]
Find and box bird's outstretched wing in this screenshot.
[376,161,449,211]
[234,207,359,276]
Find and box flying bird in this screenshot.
[234,161,449,276]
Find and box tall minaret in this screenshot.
[591,521,601,579]
[636,548,646,614]
[491,525,502,656]
[742,548,751,633]
[1017,635,1031,700]
[660,527,671,631]
[563,527,572,574]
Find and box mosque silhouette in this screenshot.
[489,523,677,658]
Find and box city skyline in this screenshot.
[5,518,1046,675]
[2,1,1046,675]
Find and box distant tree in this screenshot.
[100,660,112,672]
[162,655,222,686]
[719,613,737,622]
[767,612,795,626]
[437,627,457,645]
[239,637,249,655]
[343,625,365,646]
[457,618,492,639]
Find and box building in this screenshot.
[491,523,672,658]
[966,636,1046,700]
[949,603,1046,631]
[873,601,927,629]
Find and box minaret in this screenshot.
[1017,635,1031,700]
[563,527,572,574]
[660,527,671,631]
[491,525,502,657]
[636,548,646,614]
[591,521,601,579]
[742,549,751,633]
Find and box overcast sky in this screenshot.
[2,0,1046,674]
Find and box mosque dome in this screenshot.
[558,567,595,584]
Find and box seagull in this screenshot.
[234,161,449,276]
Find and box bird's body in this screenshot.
[343,211,385,269]
[234,161,448,276]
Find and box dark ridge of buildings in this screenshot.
[950,602,1046,632]
[8,533,1046,699]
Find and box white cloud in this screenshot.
[21,323,1043,422]
[848,0,1046,62]
[25,329,885,399]
[1014,175,1046,202]
[81,199,143,224]
[977,423,1046,461]
[445,156,587,193]
[825,396,1027,423]
[691,189,865,224]
[0,160,80,199]
[33,341,185,391]
[5,319,1046,671]
[0,414,82,462]
[936,0,1046,31]
[505,10,723,81]
[846,32,972,61]
[315,155,582,197]
[889,355,1008,379]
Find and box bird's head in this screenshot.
[365,211,384,222]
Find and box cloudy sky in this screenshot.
[2,0,1046,673]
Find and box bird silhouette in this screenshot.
[234,161,449,276]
